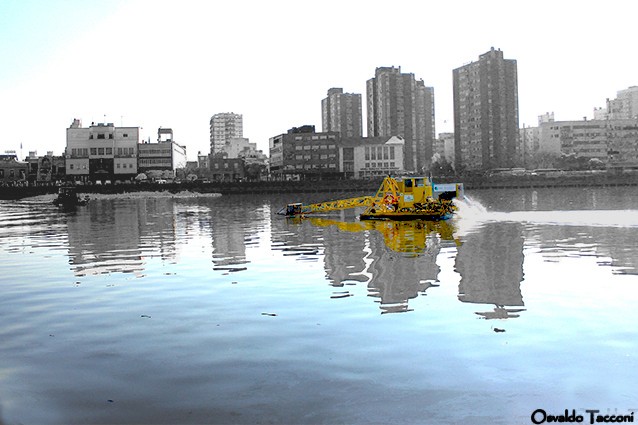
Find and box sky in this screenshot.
[1,0,637,160]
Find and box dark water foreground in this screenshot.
[1,186,638,424]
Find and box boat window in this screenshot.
[404,179,413,188]
[415,178,424,187]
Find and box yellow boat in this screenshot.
[278,176,464,221]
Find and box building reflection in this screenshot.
[207,200,271,270]
[302,217,460,313]
[454,221,526,319]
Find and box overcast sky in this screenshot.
[1,0,636,160]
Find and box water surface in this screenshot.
[1,187,638,424]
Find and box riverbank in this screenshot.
[2,172,638,200]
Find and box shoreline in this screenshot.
[2,173,638,200]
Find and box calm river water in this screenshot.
[1,186,638,425]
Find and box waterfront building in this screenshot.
[339,136,405,179]
[210,113,243,155]
[605,86,638,120]
[209,154,246,182]
[0,154,28,185]
[453,47,520,172]
[366,66,435,173]
[269,125,341,180]
[25,151,66,184]
[138,128,187,177]
[321,88,363,137]
[538,118,638,169]
[65,119,139,183]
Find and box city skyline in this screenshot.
[1,0,636,160]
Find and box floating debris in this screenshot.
[330,292,353,299]
[141,315,151,318]
[261,312,277,316]
[493,327,506,333]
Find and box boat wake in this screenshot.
[453,196,638,229]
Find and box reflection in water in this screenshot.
[304,217,460,313]
[454,221,526,320]
[38,190,638,317]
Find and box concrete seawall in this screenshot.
[2,174,638,200]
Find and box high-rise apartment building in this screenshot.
[321,88,363,137]
[606,86,638,120]
[209,113,243,155]
[453,48,519,172]
[366,66,435,172]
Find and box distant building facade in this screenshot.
[269,125,341,180]
[453,48,520,172]
[367,66,435,173]
[321,88,363,137]
[0,154,27,184]
[138,128,187,176]
[538,118,638,168]
[210,113,243,155]
[65,119,139,182]
[340,136,405,179]
[26,151,65,184]
[606,86,638,120]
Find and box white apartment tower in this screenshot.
[210,113,243,155]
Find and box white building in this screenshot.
[66,119,139,182]
[210,113,242,155]
[340,136,405,179]
[138,128,187,176]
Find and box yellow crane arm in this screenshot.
[302,196,374,214]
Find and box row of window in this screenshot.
[293,134,337,141]
[294,154,337,160]
[139,159,172,165]
[213,162,240,169]
[292,163,337,169]
[294,144,337,151]
[70,147,136,156]
[0,169,26,178]
[88,133,129,140]
[364,162,396,168]
[364,146,395,161]
[68,163,135,170]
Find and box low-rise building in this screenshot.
[65,119,139,183]
[25,151,66,184]
[0,154,28,185]
[209,154,245,181]
[269,125,341,180]
[340,136,405,178]
[538,118,638,167]
[138,128,187,177]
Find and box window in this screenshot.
[123,133,128,138]
[98,148,105,155]
[97,133,105,139]
[108,134,113,139]
[10,169,15,178]
[365,147,370,160]
[390,147,395,159]
[90,148,97,155]
[116,163,121,169]
[69,164,74,170]
[106,148,112,155]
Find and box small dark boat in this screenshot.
[53,186,89,208]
